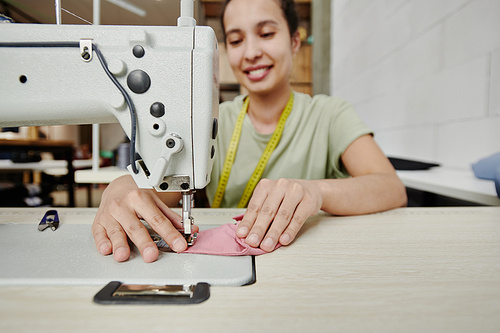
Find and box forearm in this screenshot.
[315,172,407,216]
[234,173,406,252]
[108,175,182,207]
[156,191,182,207]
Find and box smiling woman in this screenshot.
[91,0,407,263]
[222,0,299,99]
[206,0,407,249]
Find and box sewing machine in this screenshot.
[0,0,219,244]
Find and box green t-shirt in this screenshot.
[206,91,373,208]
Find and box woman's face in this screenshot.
[223,0,300,96]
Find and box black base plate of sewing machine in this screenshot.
[93,281,210,305]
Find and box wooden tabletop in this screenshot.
[0,207,499,333]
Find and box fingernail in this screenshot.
[280,233,290,244]
[237,226,249,237]
[99,242,110,254]
[262,238,274,250]
[247,234,258,246]
[172,238,185,252]
[143,247,157,261]
[114,247,128,261]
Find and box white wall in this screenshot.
[331,0,500,169]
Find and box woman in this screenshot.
[92,0,407,263]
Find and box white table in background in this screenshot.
[397,167,500,206]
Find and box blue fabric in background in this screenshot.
[495,166,500,198]
[472,152,500,198]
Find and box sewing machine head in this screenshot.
[0,0,219,241]
[0,1,219,194]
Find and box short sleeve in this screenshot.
[326,97,373,178]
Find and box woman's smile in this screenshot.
[244,65,273,81]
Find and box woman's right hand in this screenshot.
[91,175,191,263]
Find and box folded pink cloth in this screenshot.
[232,213,245,221]
[182,217,281,256]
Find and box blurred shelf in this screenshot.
[75,166,129,184]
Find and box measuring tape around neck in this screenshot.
[212,91,294,208]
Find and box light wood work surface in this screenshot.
[1,207,499,332]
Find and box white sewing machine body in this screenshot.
[0,23,219,193]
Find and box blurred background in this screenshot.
[0,0,499,207]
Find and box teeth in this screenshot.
[249,67,268,75]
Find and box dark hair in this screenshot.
[220,0,299,42]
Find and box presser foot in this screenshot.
[184,232,198,246]
[151,232,197,252]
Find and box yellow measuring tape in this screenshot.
[212,92,294,208]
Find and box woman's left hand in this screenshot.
[235,178,323,252]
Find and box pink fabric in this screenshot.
[182,215,281,256]
[232,213,245,221]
